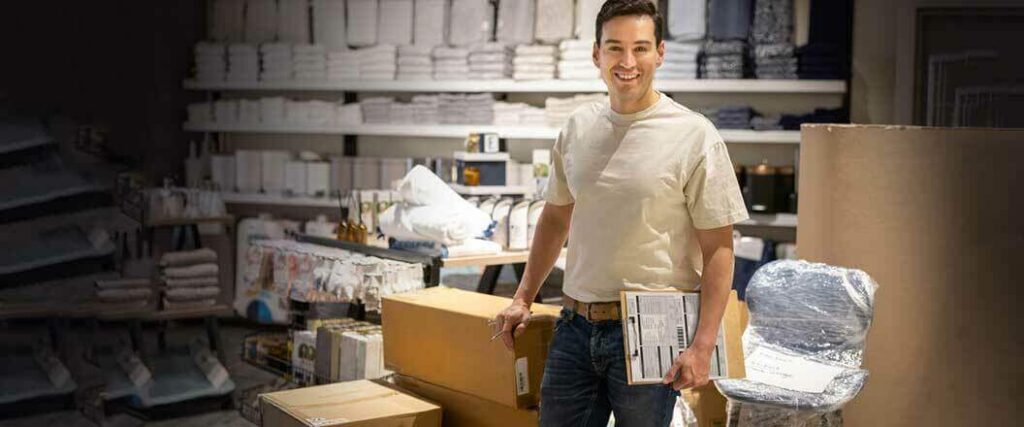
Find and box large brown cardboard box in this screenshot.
[393,374,539,427]
[259,380,441,427]
[382,287,561,409]
[798,125,1021,426]
[683,384,728,427]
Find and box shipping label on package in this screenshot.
[621,291,728,385]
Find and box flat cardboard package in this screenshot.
[393,374,539,427]
[683,383,728,427]
[798,125,1022,426]
[259,380,441,427]
[381,287,561,409]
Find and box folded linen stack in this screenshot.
[753,43,797,79]
[389,103,417,124]
[702,40,746,79]
[358,45,397,80]
[520,105,547,126]
[361,97,395,124]
[449,0,493,47]
[211,0,245,42]
[414,0,448,46]
[378,0,414,45]
[513,44,557,80]
[261,43,294,81]
[544,93,607,126]
[95,278,153,309]
[493,102,528,125]
[661,41,701,79]
[411,95,441,123]
[750,114,782,131]
[438,93,494,124]
[227,43,259,82]
[294,44,328,81]
[750,0,795,79]
[160,248,221,309]
[496,0,535,45]
[469,43,512,80]
[433,47,470,80]
[328,50,360,81]
[277,0,311,43]
[715,105,754,129]
[313,0,347,51]
[558,39,598,80]
[239,99,261,123]
[214,99,240,123]
[194,42,226,82]
[336,103,364,125]
[261,97,287,123]
[397,45,433,80]
[286,100,338,124]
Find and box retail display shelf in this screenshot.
[441,248,567,268]
[221,192,342,208]
[449,184,534,196]
[146,215,235,227]
[184,79,847,94]
[184,122,800,144]
[738,213,798,228]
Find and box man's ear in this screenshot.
[592,41,600,68]
[657,40,665,67]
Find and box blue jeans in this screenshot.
[540,308,679,427]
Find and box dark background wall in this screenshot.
[0,0,207,180]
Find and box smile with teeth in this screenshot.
[614,71,640,80]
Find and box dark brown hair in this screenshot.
[595,0,664,45]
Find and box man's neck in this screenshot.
[609,88,661,115]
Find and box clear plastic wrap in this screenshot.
[716,260,878,424]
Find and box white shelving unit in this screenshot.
[183,122,801,144]
[221,192,342,208]
[184,79,847,94]
[738,213,798,228]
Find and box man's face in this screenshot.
[593,15,664,101]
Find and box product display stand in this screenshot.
[297,234,444,287]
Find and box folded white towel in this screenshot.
[514,55,556,65]
[95,278,152,290]
[515,44,557,55]
[165,286,221,301]
[165,277,220,288]
[160,248,218,267]
[163,263,219,279]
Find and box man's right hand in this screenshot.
[494,300,532,351]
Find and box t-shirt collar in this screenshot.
[606,91,664,126]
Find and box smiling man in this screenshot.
[494,0,749,425]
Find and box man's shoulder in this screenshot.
[565,98,608,128]
[655,97,717,132]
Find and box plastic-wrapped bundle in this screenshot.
[313,0,348,51]
[497,0,535,45]
[715,260,877,426]
[449,0,493,46]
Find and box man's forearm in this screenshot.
[512,205,572,307]
[693,243,734,351]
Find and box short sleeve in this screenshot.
[543,129,575,206]
[683,140,749,229]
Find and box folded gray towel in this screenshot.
[164,286,221,302]
[95,278,152,290]
[159,248,218,267]
[163,263,219,279]
[165,277,219,288]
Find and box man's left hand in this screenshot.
[662,344,713,391]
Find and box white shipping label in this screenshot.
[623,291,728,384]
[515,357,529,396]
[744,347,846,393]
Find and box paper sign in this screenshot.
[744,347,846,393]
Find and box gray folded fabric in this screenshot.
[163,263,219,279]
[97,287,152,302]
[165,277,219,288]
[754,43,795,58]
[163,298,217,310]
[164,286,221,302]
[159,248,218,267]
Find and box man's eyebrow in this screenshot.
[603,39,654,45]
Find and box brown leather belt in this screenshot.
[563,295,622,322]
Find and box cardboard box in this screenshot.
[683,383,728,427]
[381,287,561,409]
[314,322,379,383]
[393,374,539,427]
[259,380,441,427]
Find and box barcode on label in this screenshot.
[515,357,529,396]
[676,325,687,349]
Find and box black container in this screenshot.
[745,162,778,214]
[776,166,797,214]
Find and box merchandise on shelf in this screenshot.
[557,39,599,80]
[312,0,348,52]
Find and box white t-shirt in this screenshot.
[545,93,749,302]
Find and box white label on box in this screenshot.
[744,347,845,393]
[515,357,529,396]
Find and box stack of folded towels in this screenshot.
[397,45,433,80]
[261,43,294,81]
[95,278,153,309]
[285,100,337,124]
[493,102,529,125]
[750,0,796,80]
[412,95,441,123]
[160,248,221,309]
[294,44,328,81]
[469,43,512,80]
[558,40,598,80]
[215,99,239,123]
[327,50,360,81]
[439,93,494,124]
[227,44,259,83]
[702,40,746,79]
[433,47,470,80]
[358,45,398,80]
[261,97,287,123]
[513,44,558,80]
[545,94,607,126]
[195,42,227,82]
[661,41,701,79]
[389,103,417,124]
[361,97,394,124]
[336,103,364,125]
[714,106,754,129]
[753,43,797,79]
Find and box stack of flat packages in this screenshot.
[226,43,259,83]
[439,93,494,124]
[194,42,226,83]
[397,45,434,80]
[293,44,328,81]
[750,0,796,79]
[469,43,513,80]
[433,46,470,80]
[260,43,293,82]
[95,278,153,310]
[412,95,441,123]
[358,45,397,80]
[361,97,395,124]
[160,248,221,309]
[557,39,598,80]
[313,320,388,382]
[661,41,702,79]
[513,44,557,80]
